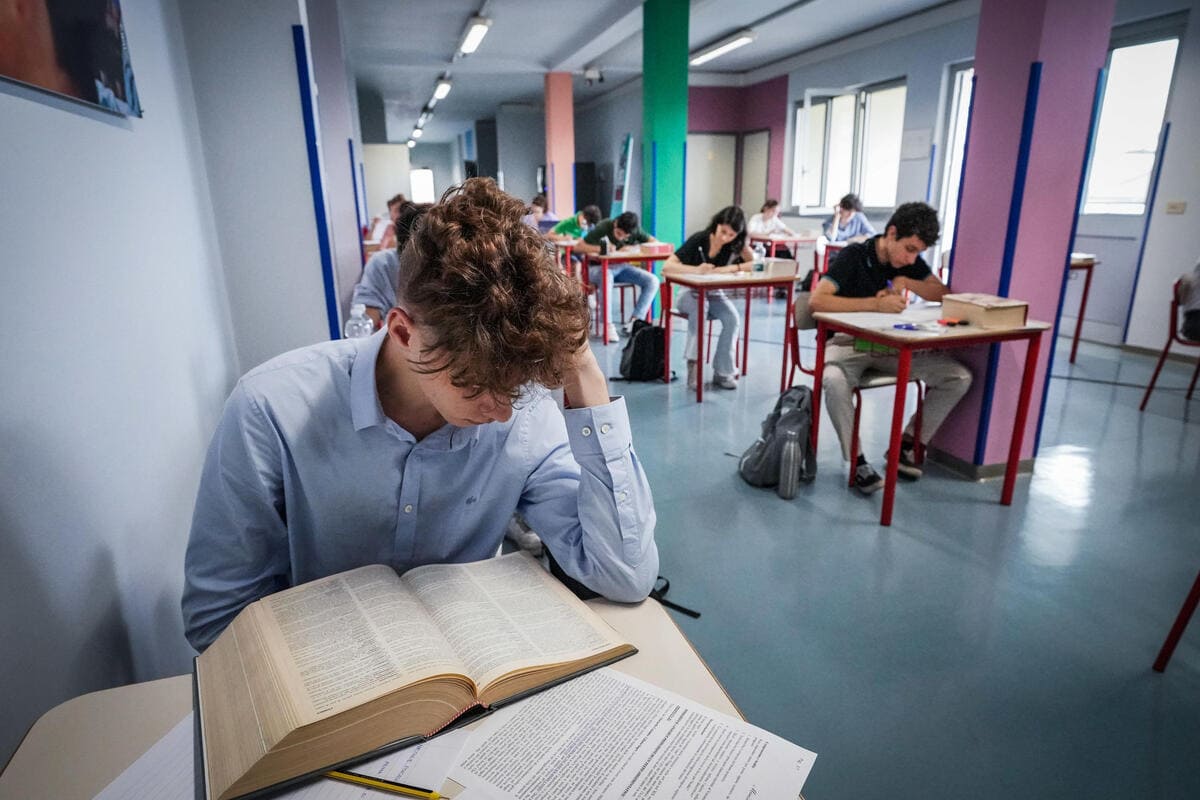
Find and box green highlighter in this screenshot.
[853,338,897,355]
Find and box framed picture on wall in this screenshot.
[0,0,142,117]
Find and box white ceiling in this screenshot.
[339,0,953,143]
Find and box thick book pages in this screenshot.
[194,553,635,800]
[941,293,1029,329]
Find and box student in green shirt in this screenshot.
[575,212,661,338]
[549,205,602,241]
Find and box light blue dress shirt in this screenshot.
[824,211,876,241]
[350,249,400,312]
[182,331,658,651]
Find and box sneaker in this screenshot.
[686,360,697,390]
[605,322,621,342]
[713,372,738,390]
[587,293,597,312]
[886,443,923,480]
[853,461,884,495]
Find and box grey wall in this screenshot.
[575,78,645,220]
[496,103,546,205]
[0,0,237,767]
[180,0,330,371]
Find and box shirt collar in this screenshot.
[348,330,485,450]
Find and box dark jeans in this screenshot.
[1183,310,1200,342]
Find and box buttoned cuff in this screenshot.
[563,397,631,459]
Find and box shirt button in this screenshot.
[600,423,611,434]
[620,490,629,500]
[581,426,592,436]
[403,504,414,514]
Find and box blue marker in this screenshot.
[893,323,919,331]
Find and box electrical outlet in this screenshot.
[1165,201,1186,214]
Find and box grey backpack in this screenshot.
[738,386,817,499]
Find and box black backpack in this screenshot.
[617,320,668,381]
[738,386,818,499]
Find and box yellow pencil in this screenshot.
[324,769,441,799]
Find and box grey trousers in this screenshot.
[821,339,973,461]
[676,290,740,379]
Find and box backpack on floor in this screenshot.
[616,320,668,382]
[738,385,817,499]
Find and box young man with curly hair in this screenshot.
[182,179,659,652]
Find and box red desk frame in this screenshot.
[1068,253,1097,364]
[662,272,798,402]
[583,251,672,344]
[811,314,1049,526]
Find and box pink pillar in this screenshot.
[935,0,1115,468]
[544,72,576,218]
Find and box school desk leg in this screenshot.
[742,289,752,377]
[1070,264,1093,364]
[1002,333,1042,505]
[1154,570,1200,672]
[662,284,673,384]
[811,325,826,452]
[602,262,611,344]
[780,282,795,392]
[695,290,706,402]
[881,349,912,527]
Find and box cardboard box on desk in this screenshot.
[941,293,1029,328]
[764,257,799,277]
[640,242,673,255]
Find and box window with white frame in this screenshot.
[791,80,907,213]
[1081,36,1179,215]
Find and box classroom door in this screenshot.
[685,133,736,236]
[739,130,770,210]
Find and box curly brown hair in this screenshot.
[397,178,589,400]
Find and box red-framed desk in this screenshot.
[583,249,672,344]
[821,240,848,273]
[749,233,817,258]
[0,600,797,800]
[662,271,799,402]
[811,311,1050,526]
[551,238,580,274]
[1068,252,1097,364]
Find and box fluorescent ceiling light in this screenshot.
[411,128,423,139]
[689,29,757,67]
[406,140,416,148]
[433,79,452,100]
[459,16,491,54]
[417,111,431,127]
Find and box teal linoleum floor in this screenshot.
[590,297,1200,800]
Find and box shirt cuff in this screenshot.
[562,398,632,459]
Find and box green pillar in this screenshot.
[642,0,688,248]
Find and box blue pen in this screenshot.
[893,323,919,331]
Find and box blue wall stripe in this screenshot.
[1122,121,1170,340]
[974,61,1042,465]
[1035,66,1106,454]
[348,138,364,265]
[925,142,937,203]
[650,140,658,236]
[292,25,340,341]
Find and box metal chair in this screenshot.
[1139,275,1200,412]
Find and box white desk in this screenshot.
[0,600,803,799]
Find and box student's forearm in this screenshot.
[809,293,883,313]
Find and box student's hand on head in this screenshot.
[562,336,610,408]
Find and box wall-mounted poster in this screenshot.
[0,0,141,116]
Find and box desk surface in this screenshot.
[665,269,800,288]
[0,599,746,800]
[813,309,1050,344]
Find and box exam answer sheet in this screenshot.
[450,668,817,799]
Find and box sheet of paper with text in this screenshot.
[449,668,817,799]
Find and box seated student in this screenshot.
[520,193,558,229]
[351,203,430,329]
[1184,259,1200,341]
[575,211,662,341]
[378,193,409,250]
[663,206,755,391]
[809,202,972,495]
[824,193,876,242]
[549,205,602,241]
[748,199,798,257]
[182,178,659,651]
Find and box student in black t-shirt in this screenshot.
[809,202,972,495]
[663,206,755,390]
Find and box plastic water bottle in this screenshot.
[343,304,373,339]
[752,242,767,271]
